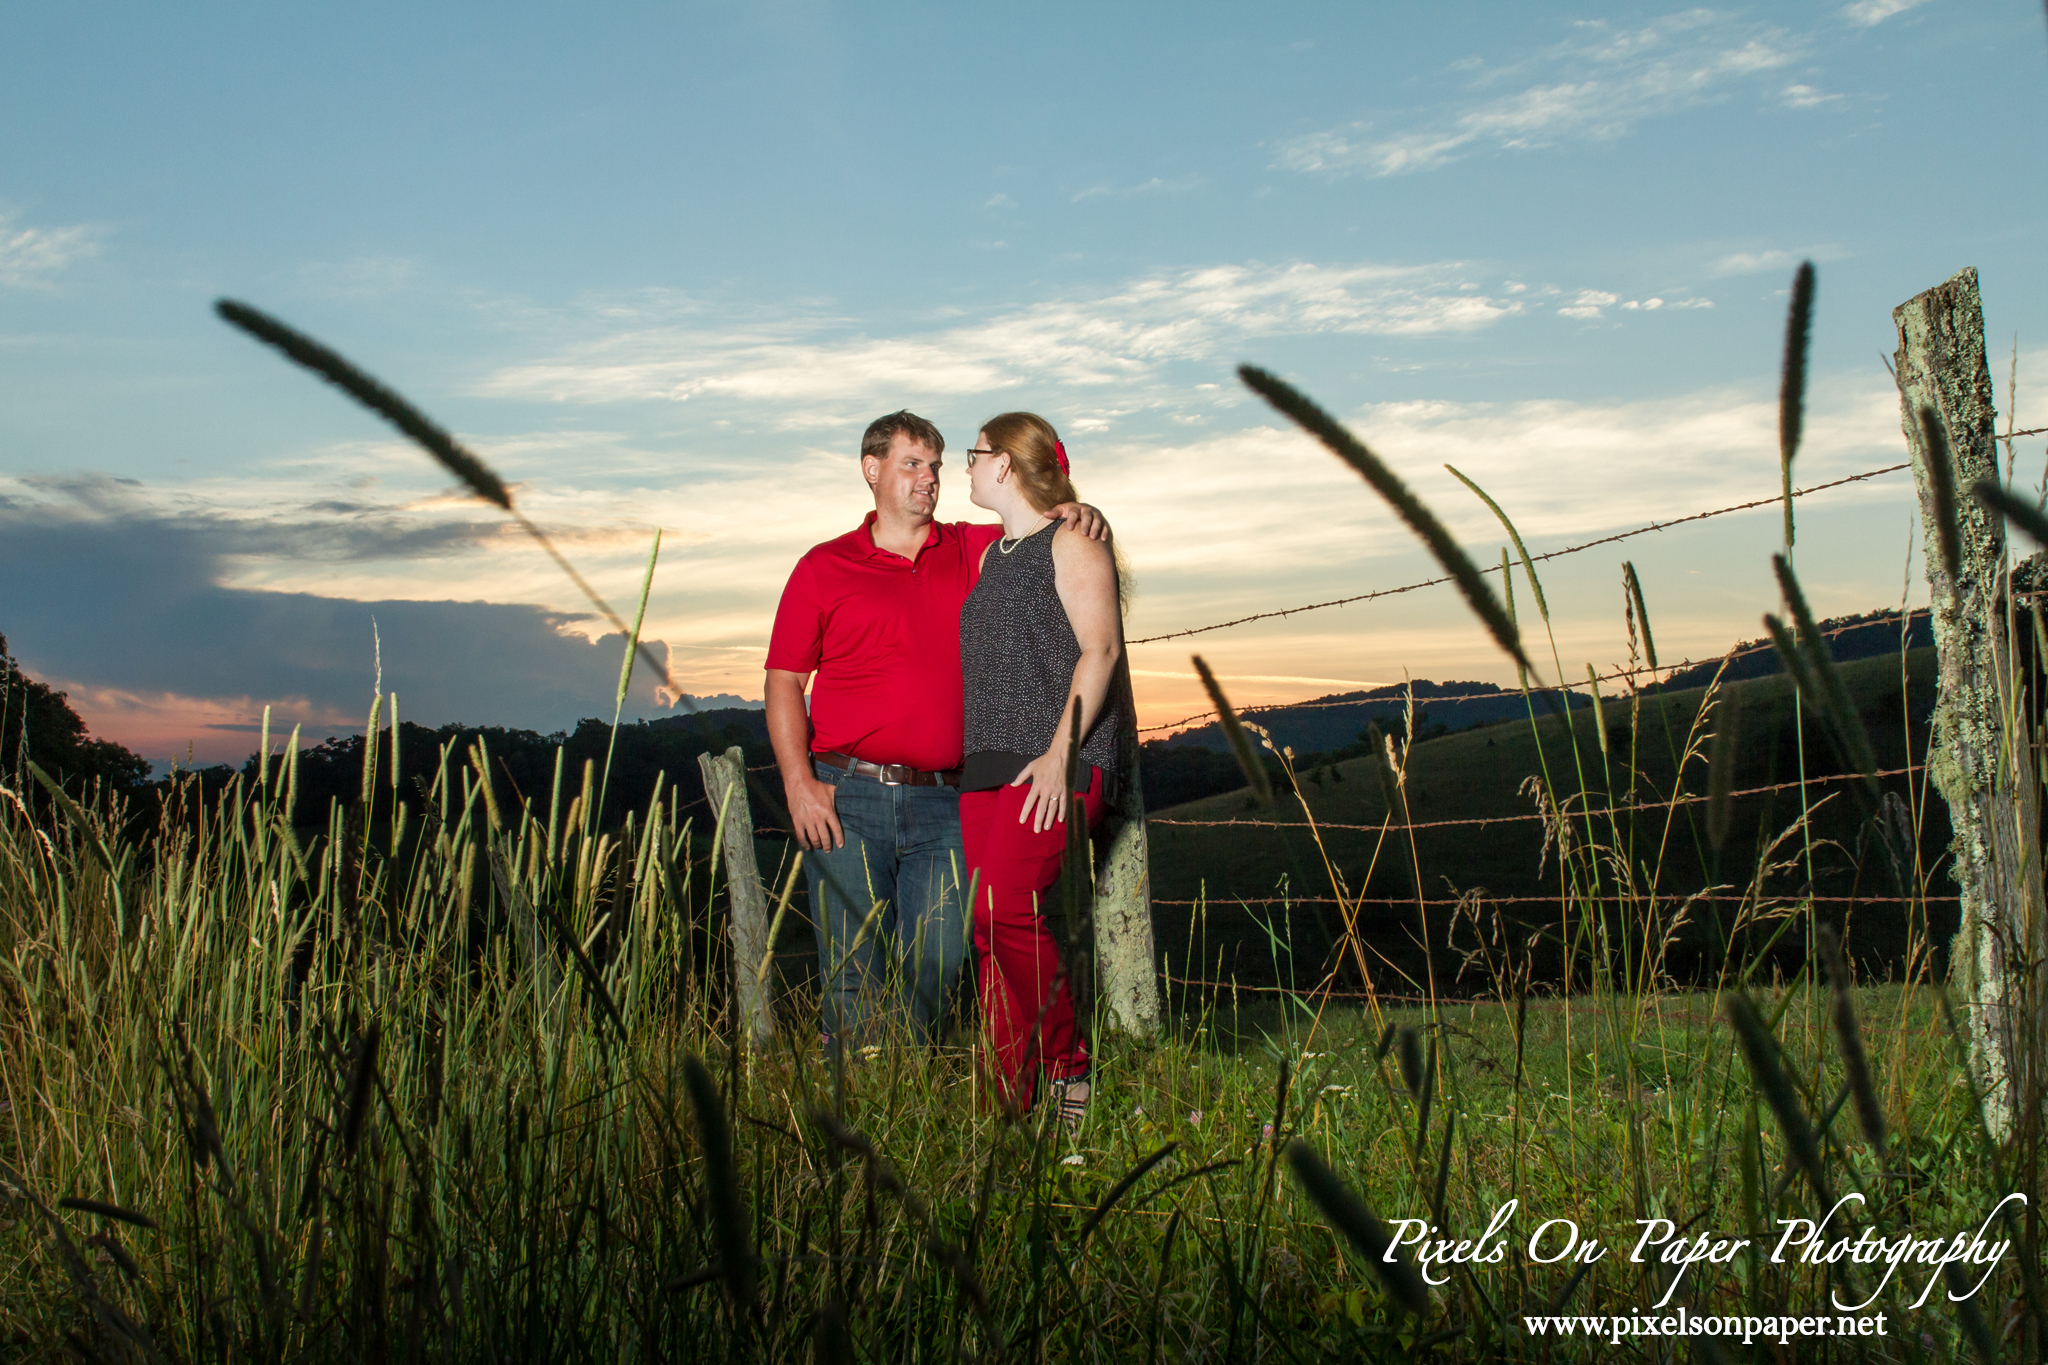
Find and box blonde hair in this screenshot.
[980,410,1133,616]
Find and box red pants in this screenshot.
[958,767,1103,1111]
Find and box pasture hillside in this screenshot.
[1153,608,1928,764]
[1145,648,1947,996]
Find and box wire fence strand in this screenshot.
[1127,462,1908,647]
[1147,765,1920,834]
[1150,893,1956,908]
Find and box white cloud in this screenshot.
[1841,0,1929,26]
[1069,372,1907,602]
[983,192,1016,209]
[1070,174,1204,203]
[478,261,1528,408]
[1713,249,1798,276]
[1710,245,1845,278]
[1781,83,1841,109]
[1618,296,1712,311]
[1093,371,1914,705]
[22,358,1932,739]
[1558,289,1619,319]
[0,212,101,286]
[1275,12,1802,177]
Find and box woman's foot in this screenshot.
[1049,1073,1091,1136]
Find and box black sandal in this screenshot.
[1048,1073,1091,1136]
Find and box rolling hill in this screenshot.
[1142,647,1946,996]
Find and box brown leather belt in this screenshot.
[813,751,961,788]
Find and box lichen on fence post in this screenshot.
[1093,670,1162,1040]
[698,745,776,1047]
[1893,265,2047,1136]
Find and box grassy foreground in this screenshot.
[0,740,2038,1363]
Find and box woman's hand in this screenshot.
[1010,747,1072,833]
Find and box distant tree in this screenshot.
[250,711,775,831]
[0,633,151,798]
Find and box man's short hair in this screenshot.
[861,410,944,463]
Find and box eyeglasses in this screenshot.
[965,447,999,467]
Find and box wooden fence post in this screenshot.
[698,745,776,1048]
[1094,692,1162,1040]
[1893,266,2047,1136]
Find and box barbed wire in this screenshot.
[1127,463,1909,648]
[1150,892,1956,908]
[1155,973,1962,1005]
[1147,765,1921,834]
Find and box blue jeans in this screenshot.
[805,759,969,1045]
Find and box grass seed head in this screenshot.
[1819,925,1887,1154]
[1916,405,1963,586]
[1779,261,1816,548]
[1623,561,1658,671]
[56,1198,158,1232]
[1397,1027,1424,1098]
[1239,364,1542,689]
[1281,1140,1430,1317]
[1192,655,1272,807]
[682,1054,756,1314]
[215,300,513,510]
[1972,476,2048,549]
[1705,683,1744,854]
[340,1023,382,1158]
[1726,993,1832,1206]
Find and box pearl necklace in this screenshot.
[999,520,1048,555]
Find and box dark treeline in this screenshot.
[1651,605,1931,692]
[1,633,154,800]
[253,710,775,832]
[3,629,774,842]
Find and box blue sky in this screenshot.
[3,2,2044,764]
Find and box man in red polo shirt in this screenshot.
[765,410,1104,1048]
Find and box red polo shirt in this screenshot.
[766,514,1004,772]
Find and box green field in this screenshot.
[1,732,2034,1362]
[1146,649,1947,997]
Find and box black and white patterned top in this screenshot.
[959,520,1123,797]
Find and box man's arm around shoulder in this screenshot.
[1046,501,1110,540]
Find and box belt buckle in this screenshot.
[877,763,904,786]
[853,757,900,786]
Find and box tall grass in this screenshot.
[0,284,2039,1361]
[0,739,2031,1359]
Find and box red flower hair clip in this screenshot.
[1053,439,1069,475]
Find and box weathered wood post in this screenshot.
[1893,266,2047,1136]
[697,745,776,1047]
[1093,678,1163,1039]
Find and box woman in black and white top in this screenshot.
[957,411,1123,1129]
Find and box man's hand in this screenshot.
[787,772,845,851]
[765,666,843,849]
[1046,501,1110,541]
